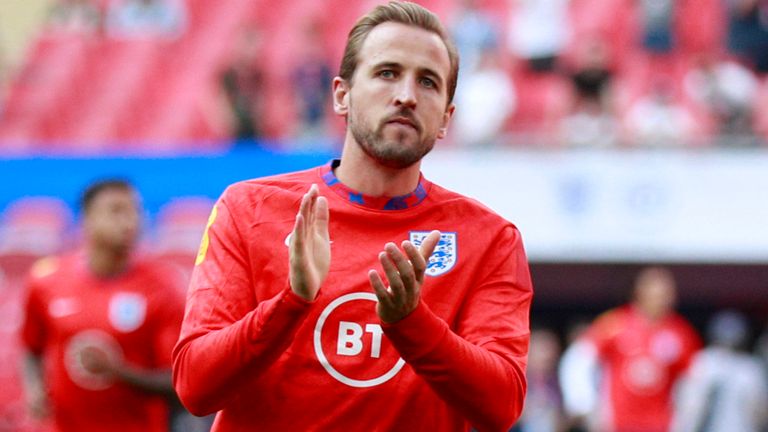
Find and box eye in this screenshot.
[419,77,437,89]
[378,70,396,79]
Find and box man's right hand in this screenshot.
[289,184,330,301]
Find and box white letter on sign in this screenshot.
[365,324,383,358]
[337,321,363,356]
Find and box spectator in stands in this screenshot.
[672,310,768,432]
[637,0,676,54]
[449,0,501,73]
[683,54,760,140]
[47,0,102,35]
[507,0,570,73]
[513,328,565,432]
[726,0,768,73]
[624,78,698,146]
[20,179,186,431]
[221,25,266,143]
[560,38,618,147]
[291,19,333,142]
[106,0,187,39]
[452,46,516,147]
[559,267,701,432]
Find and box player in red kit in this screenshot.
[20,180,185,432]
[560,267,701,432]
[173,2,533,431]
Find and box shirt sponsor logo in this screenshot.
[409,231,458,276]
[313,292,405,388]
[108,292,147,333]
[64,329,123,390]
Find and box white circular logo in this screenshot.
[313,292,405,388]
[64,329,123,390]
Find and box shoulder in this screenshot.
[427,182,520,232]
[218,167,320,214]
[27,254,76,287]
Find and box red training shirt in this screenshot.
[21,252,185,432]
[174,162,534,432]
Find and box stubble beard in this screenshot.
[348,97,436,169]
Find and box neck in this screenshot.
[335,138,422,197]
[87,244,130,278]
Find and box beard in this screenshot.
[348,96,437,169]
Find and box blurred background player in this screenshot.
[560,266,701,432]
[672,310,768,432]
[20,179,186,432]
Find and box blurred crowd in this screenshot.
[1,0,767,148]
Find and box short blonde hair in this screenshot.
[338,1,460,104]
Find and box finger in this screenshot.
[306,185,319,225]
[290,213,305,257]
[419,230,442,262]
[314,196,329,240]
[378,250,405,305]
[369,270,393,307]
[386,242,416,290]
[402,240,427,282]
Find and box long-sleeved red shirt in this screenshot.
[173,162,533,431]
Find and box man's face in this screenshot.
[84,188,140,252]
[335,22,455,169]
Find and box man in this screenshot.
[173,2,533,431]
[672,310,768,432]
[560,267,701,432]
[21,180,185,432]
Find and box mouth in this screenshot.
[386,117,419,132]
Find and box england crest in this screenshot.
[108,292,147,333]
[409,231,457,277]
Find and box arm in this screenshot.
[370,227,532,432]
[22,353,50,420]
[173,185,329,415]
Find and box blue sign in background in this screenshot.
[0,147,336,218]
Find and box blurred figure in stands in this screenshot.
[560,38,618,147]
[683,54,760,142]
[624,79,697,146]
[672,310,768,432]
[47,0,102,35]
[507,0,570,73]
[20,179,186,432]
[512,328,566,432]
[291,19,333,143]
[453,46,516,147]
[637,0,676,55]
[106,0,187,39]
[726,0,768,74]
[560,266,701,432]
[221,25,266,143]
[449,0,501,73]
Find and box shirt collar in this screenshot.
[320,159,430,210]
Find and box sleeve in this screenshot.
[171,189,314,416]
[20,278,48,356]
[381,225,532,432]
[558,339,600,418]
[149,271,187,367]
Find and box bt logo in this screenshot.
[313,293,405,388]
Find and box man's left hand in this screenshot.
[369,230,441,323]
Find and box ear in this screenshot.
[332,77,350,117]
[437,103,455,139]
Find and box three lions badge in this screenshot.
[409,231,457,277]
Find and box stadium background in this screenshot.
[0,0,767,429]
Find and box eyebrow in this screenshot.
[372,61,445,88]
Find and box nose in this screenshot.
[394,78,417,108]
